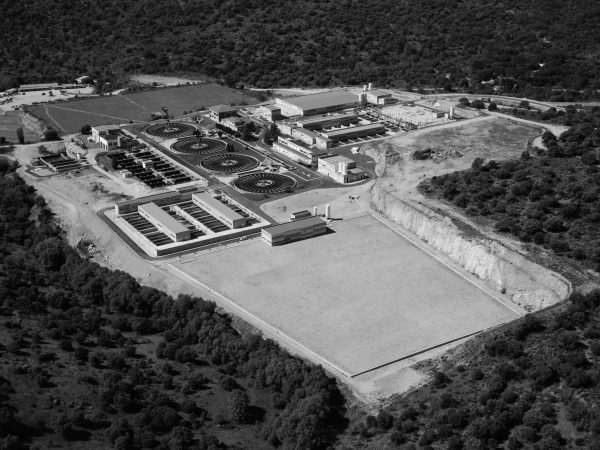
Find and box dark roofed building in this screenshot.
[209,104,238,121]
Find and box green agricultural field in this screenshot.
[28,83,259,134]
[0,111,40,143]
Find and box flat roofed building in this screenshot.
[221,116,252,132]
[208,104,238,121]
[19,83,60,91]
[290,210,313,220]
[257,105,283,122]
[275,91,358,117]
[115,191,190,215]
[295,112,359,130]
[138,202,191,242]
[273,142,314,166]
[192,192,246,229]
[261,216,326,246]
[366,89,393,105]
[321,123,386,142]
[318,154,366,184]
[291,127,320,145]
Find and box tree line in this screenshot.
[1,0,599,99]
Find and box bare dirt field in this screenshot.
[28,83,260,134]
[372,116,545,197]
[171,213,520,377]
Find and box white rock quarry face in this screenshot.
[370,183,571,311]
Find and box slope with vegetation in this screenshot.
[1,1,600,99]
[418,107,600,277]
[0,158,345,449]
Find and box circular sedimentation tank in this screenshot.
[233,172,297,194]
[171,136,227,154]
[145,122,196,138]
[200,154,260,173]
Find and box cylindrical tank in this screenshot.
[363,85,367,92]
[368,82,373,91]
[117,136,123,148]
[313,206,318,216]
[325,204,331,219]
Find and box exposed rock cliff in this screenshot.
[363,141,571,311]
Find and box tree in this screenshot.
[488,102,498,111]
[227,389,249,423]
[43,128,60,141]
[519,100,530,109]
[80,124,92,135]
[471,99,485,109]
[16,127,24,144]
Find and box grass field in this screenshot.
[172,213,519,377]
[0,111,40,143]
[28,83,260,134]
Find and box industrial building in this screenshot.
[208,104,238,121]
[221,116,253,132]
[272,137,327,166]
[257,105,284,122]
[295,112,359,130]
[112,190,270,257]
[91,125,127,150]
[261,216,327,246]
[19,83,60,92]
[275,91,359,117]
[115,191,191,215]
[321,123,386,142]
[317,154,366,183]
[366,89,394,105]
[192,191,246,229]
[138,202,191,242]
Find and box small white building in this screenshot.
[91,125,124,150]
[75,75,90,84]
[317,154,366,184]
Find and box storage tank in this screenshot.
[368,82,373,91]
[358,92,367,106]
[325,204,331,219]
[117,136,123,148]
[313,206,318,216]
[363,85,368,92]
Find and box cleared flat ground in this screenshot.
[173,214,519,376]
[0,111,40,142]
[28,83,259,133]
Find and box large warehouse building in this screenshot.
[261,216,327,246]
[192,191,246,229]
[275,91,359,117]
[138,202,191,242]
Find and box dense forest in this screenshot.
[1,0,600,99]
[419,107,600,274]
[0,159,345,448]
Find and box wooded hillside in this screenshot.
[1,0,599,99]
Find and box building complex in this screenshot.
[112,190,270,256]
